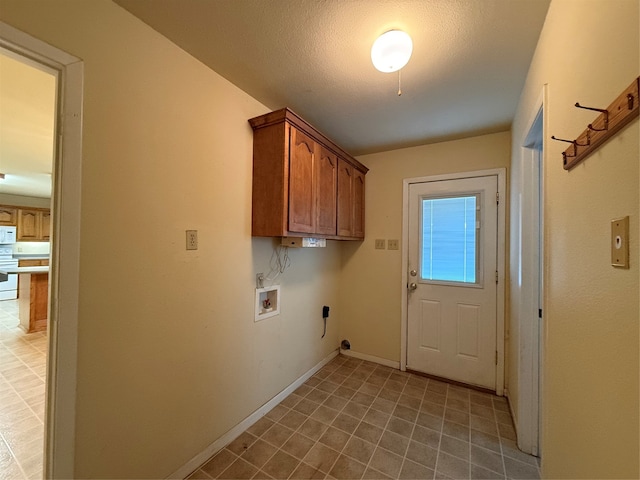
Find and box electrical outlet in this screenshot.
[375,239,386,249]
[388,239,399,250]
[186,230,198,250]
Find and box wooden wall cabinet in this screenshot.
[0,206,17,226]
[249,108,367,240]
[17,208,51,241]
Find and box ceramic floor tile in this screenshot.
[302,443,339,474]
[0,299,46,480]
[290,462,326,479]
[201,449,237,478]
[368,447,403,479]
[342,436,375,465]
[318,427,350,452]
[240,439,277,468]
[399,459,434,480]
[262,423,294,448]
[329,455,366,480]
[219,457,258,479]
[192,356,540,480]
[503,456,540,479]
[282,432,316,460]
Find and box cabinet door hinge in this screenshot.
[496,192,500,204]
[538,308,543,318]
[495,351,498,365]
[495,270,499,284]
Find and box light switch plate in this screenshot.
[375,239,386,249]
[611,216,629,268]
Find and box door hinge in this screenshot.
[538,308,543,318]
[496,192,500,204]
[495,351,498,365]
[495,271,499,284]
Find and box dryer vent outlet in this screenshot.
[340,339,351,350]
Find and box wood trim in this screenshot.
[562,76,639,170]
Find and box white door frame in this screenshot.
[515,89,545,456]
[0,22,83,479]
[400,168,506,395]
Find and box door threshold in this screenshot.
[406,369,496,395]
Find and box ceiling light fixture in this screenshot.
[371,29,412,97]
[371,30,413,73]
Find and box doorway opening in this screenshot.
[0,47,56,479]
[0,21,83,479]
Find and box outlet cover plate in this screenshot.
[375,239,386,249]
[388,239,399,250]
[186,230,198,250]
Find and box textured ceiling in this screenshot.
[115,0,551,155]
[0,0,551,200]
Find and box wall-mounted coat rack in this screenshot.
[552,76,639,170]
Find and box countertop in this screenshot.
[12,254,50,261]
[0,266,49,282]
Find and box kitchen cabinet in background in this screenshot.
[249,108,367,240]
[0,206,17,226]
[17,208,50,241]
[18,259,49,267]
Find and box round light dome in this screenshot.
[371,30,413,73]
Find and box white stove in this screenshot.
[0,245,18,300]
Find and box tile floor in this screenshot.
[190,355,540,480]
[0,299,47,480]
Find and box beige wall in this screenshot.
[0,193,50,208]
[511,0,639,477]
[0,1,342,477]
[340,132,511,362]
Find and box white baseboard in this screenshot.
[167,349,339,479]
[340,348,400,369]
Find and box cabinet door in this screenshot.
[18,210,41,241]
[41,211,51,241]
[315,147,337,235]
[288,128,316,234]
[337,159,353,237]
[0,207,17,226]
[352,169,365,239]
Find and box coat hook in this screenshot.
[628,93,635,110]
[575,102,609,131]
[576,129,591,147]
[574,102,607,113]
[551,135,577,158]
[587,122,608,132]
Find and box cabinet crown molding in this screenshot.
[249,107,369,174]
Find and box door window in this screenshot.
[420,195,479,284]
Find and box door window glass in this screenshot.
[420,195,478,283]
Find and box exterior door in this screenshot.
[407,175,498,389]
